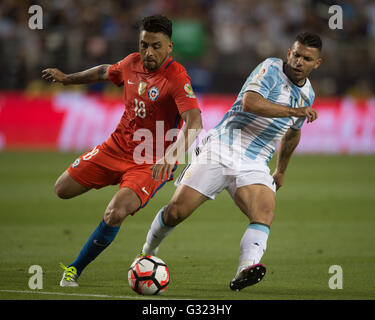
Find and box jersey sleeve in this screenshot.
[107,58,127,86]
[245,60,277,98]
[170,72,200,114]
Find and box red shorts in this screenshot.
[67,138,176,212]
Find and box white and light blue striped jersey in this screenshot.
[207,58,315,165]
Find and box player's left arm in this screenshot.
[42,64,111,85]
[151,108,202,181]
[272,127,301,191]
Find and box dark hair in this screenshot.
[295,32,322,51]
[139,15,172,39]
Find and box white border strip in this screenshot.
[0,289,190,300]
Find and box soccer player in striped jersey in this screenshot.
[141,32,322,291]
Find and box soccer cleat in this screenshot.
[230,263,266,291]
[59,263,79,287]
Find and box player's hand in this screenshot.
[272,171,285,191]
[150,157,177,181]
[295,107,318,123]
[42,68,69,85]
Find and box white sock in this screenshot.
[237,223,270,274]
[142,206,175,255]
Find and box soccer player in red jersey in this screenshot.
[42,15,202,287]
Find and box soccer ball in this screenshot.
[128,255,169,295]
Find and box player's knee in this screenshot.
[104,207,127,226]
[164,201,187,226]
[54,180,71,199]
[252,207,274,226]
[264,209,274,225]
[104,188,141,226]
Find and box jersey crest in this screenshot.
[148,86,159,101]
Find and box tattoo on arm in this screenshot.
[98,65,110,81]
[66,64,110,84]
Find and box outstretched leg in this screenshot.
[230,184,275,290]
[60,187,141,287]
[142,184,208,255]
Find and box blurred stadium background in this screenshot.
[1,0,375,96]
[0,0,374,300]
[0,0,374,151]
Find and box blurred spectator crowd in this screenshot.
[0,0,374,97]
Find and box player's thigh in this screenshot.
[54,170,90,199]
[68,144,125,191]
[176,161,231,200]
[104,187,142,226]
[233,184,275,225]
[164,184,209,225]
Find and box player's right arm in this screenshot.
[272,127,301,190]
[41,64,111,85]
[243,91,318,123]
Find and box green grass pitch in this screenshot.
[0,151,374,300]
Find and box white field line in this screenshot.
[0,289,191,300]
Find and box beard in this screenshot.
[142,53,169,71]
[143,59,158,71]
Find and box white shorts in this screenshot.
[175,149,276,200]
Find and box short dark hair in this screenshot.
[295,32,322,51]
[139,15,172,39]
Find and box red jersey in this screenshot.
[106,53,200,163]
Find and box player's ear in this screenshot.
[287,48,292,60]
[314,57,322,70]
[168,41,174,54]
